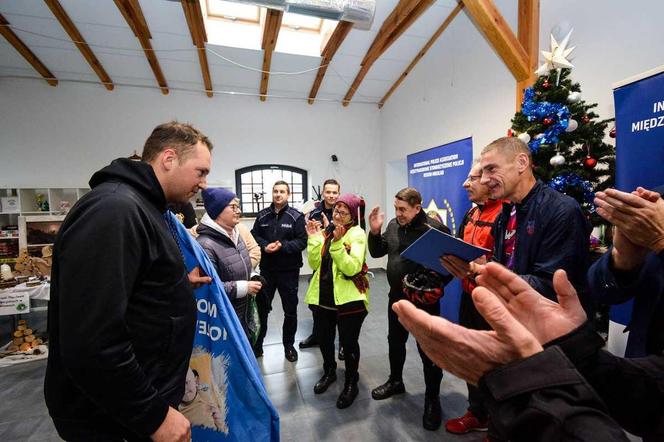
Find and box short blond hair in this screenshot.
[482,137,532,162]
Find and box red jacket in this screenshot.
[459,199,504,293]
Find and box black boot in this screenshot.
[336,375,359,409]
[338,346,345,361]
[371,378,405,400]
[299,334,318,349]
[285,345,298,362]
[313,367,337,394]
[422,396,442,431]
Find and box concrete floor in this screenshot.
[0,270,640,441]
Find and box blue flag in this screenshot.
[170,213,280,442]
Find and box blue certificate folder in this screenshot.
[400,228,490,276]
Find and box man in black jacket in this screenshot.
[394,260,664,441]
[368,187,451,431]
[251,180,307,362]
[443,137,591,301]
[45,122,213,442]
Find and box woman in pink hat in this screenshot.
[304,193,370,409]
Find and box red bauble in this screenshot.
[542,81,551,89]
[543,117,554,126]
[583,155,597,169]
[507,129,513,137]
[581,115,590,124]
[609,127,616,138]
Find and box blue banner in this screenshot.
[407,137,473,323]
[171,213,280,442]
[611,69,664,326]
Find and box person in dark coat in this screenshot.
[251,181,307,362]
[442,137,591,302]
[45,122,213,442]
[196,188,262,339]
[367,187,452,431]
[394,260,664,442]
[589,185,664,361]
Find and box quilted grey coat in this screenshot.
[197,222,252,336]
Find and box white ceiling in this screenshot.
[0,0,466,105]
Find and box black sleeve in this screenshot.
[280,214,307,254]
[548,322,664,438]
[457,207,474,239]
[57,197,169,437]
[479,346,630,442]
[520,202,590,300]
[368,225,389,258]
[180,202,197,228]
[251,215,269,250]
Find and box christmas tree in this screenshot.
[510,32,615,226]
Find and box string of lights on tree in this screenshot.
[509,30,616,226]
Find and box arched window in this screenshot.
[235,165,308,217]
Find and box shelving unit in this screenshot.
[0,188,88,266]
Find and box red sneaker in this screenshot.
[445,411,489,434]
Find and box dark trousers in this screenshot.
[459,290,491,421]
[255,269,299,348]
[388,289,442,399]
[313,306,367,382]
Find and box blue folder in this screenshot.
[400,227,490,276]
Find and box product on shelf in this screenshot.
[3,319,45,354]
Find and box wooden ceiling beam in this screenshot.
[259,9,283,102]
[462,0,529,81]
[180,0,213,97]
[516,0,539,109]
[308,20,353,104]
[0,14,57,86]
[114,0,168,94]
[342,0,434,106]
[43,0,113,91]
[379,2,464,109]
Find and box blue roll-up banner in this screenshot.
[610,67,664,330]
[407,137,473,323]
[171,213,280,442]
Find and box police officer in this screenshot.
[251,180,307,361]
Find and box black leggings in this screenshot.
[388,290,443,399]
[313,306,367,382]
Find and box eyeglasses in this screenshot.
[333,209,350,217]
[227,204,241,212]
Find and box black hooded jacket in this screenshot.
[45,159,196,441]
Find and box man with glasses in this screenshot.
[251,180,307,362]
[445,160,505,436]
[441,137,591,441]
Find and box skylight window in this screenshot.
[203,0,338,56]
[207,0,260,24]
[282,13,322,32]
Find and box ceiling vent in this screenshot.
[223,0,375,28]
